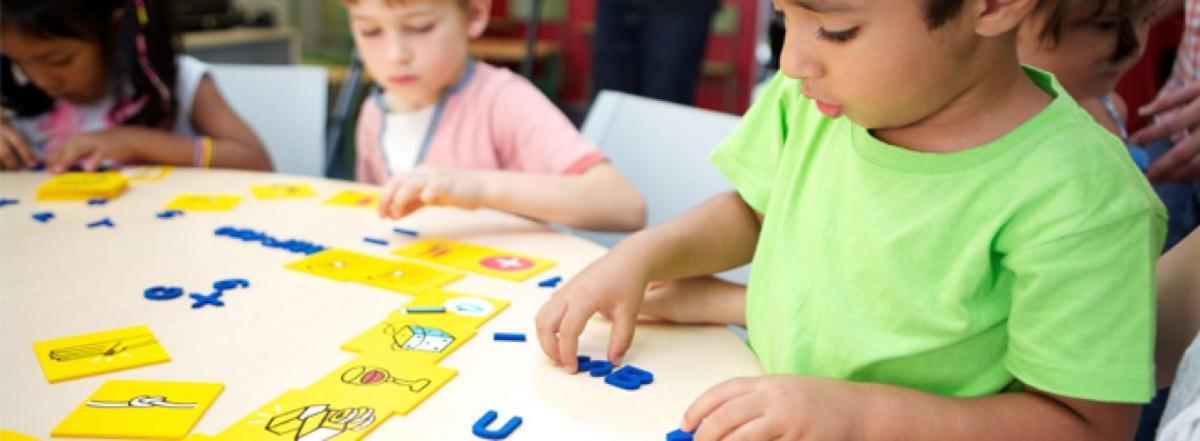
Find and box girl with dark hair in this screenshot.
[0,0,271,172]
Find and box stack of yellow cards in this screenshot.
[36,172,129,201]
[52,380,223,439]
[32,325,171,383]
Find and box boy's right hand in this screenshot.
[535,251,652,372]
[0,121,37,170]
[378,165,486,219]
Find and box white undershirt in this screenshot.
[381,96,435,175]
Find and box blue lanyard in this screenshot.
[375,58,477,169]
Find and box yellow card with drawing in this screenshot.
[214,389,388,441]
[397,289,509,330]
[392,238,556,281]
[285,248,396,282]
[51,380,223,440]
[165,193,243,211]
[251,183,318,200]
[324,190,379,208]
[36,172,129,200]
[354,260,464,295]
[303,352,457,416]
[32,325,170,383]
[341,315,474,364]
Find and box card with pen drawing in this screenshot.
[32,325,170,383]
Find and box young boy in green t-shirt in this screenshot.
[536,0,1167,439]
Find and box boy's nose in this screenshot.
[387,41,414,64]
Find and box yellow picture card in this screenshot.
[214,390,389,441]
[36,172,129,201]
[396,289,509,330]
[250,183,318,200]
[164,194,243,211]
[324,190,379,208]
[353,259,464,295]
[303,352,457,416]
[392,239,556,282]
[32,325,170,383]
[285,249,397,282]
[341,315,475,365]
[51,380,223,440]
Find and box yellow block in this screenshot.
[51,380,223,440]
[342,315,475,364]
[285,249,396,282]
[214,390,389,441]
[397,289,509,330]
[323,190,379,208]
[35,172,128,201]
[393,238,556,282]
[122,166,173,182]
[164,194,243,211]
[353,259,464,295]
[0,429,39,441]
[250,183,318,200]
[32,325,170,383]
[303,352,457,416]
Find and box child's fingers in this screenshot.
[556,304,594,373]
[1148,137,1200,183]
[379,179,403,218]
[606,305,636,366]
[691,395,762,441]
[389,177,427,218]
[0,145,18,170]
[1,126,35,166]
[535,299,567,365]
[1140,82,1200,116]
[711,416,773,441]
[419,179,452,206]
[682,377,756,433]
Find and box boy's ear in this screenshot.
[970,0,1039,37]
[466,0,492,38]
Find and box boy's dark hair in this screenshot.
[1033,0,1162,62]
[926,0,968,29]
[1,0,180,129]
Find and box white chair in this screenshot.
[571,90,749,283]
[209,64,328,177]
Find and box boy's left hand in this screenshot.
[379,165,486,219]
[682,375,867,440]
[45,128,135,173]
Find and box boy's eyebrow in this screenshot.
[792,0,857,13]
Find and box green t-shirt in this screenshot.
[711,68,1166,402]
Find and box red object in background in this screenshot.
[488,0,760,115]
[1116,12,1185,133]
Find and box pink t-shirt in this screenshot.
[355,62,606,184]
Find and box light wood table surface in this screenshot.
[0,169,760,440]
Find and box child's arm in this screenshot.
[1156,229,1200,387]
[0,116,37,170]
[681,375,1138,441]
[45,77,272,172]
[535,191,761,371]
[377,162,646,231]
[639,277,746,326]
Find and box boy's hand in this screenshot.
[682,375,866,441]
[1132,81,1200,183]
[378,165,486,219]
[638,277,747,325]
[0,120,37,170]
[45,128,136,173]
[535,252,651,372]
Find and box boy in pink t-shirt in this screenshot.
[347,0,645,231]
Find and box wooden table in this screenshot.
[0,169,760,440]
